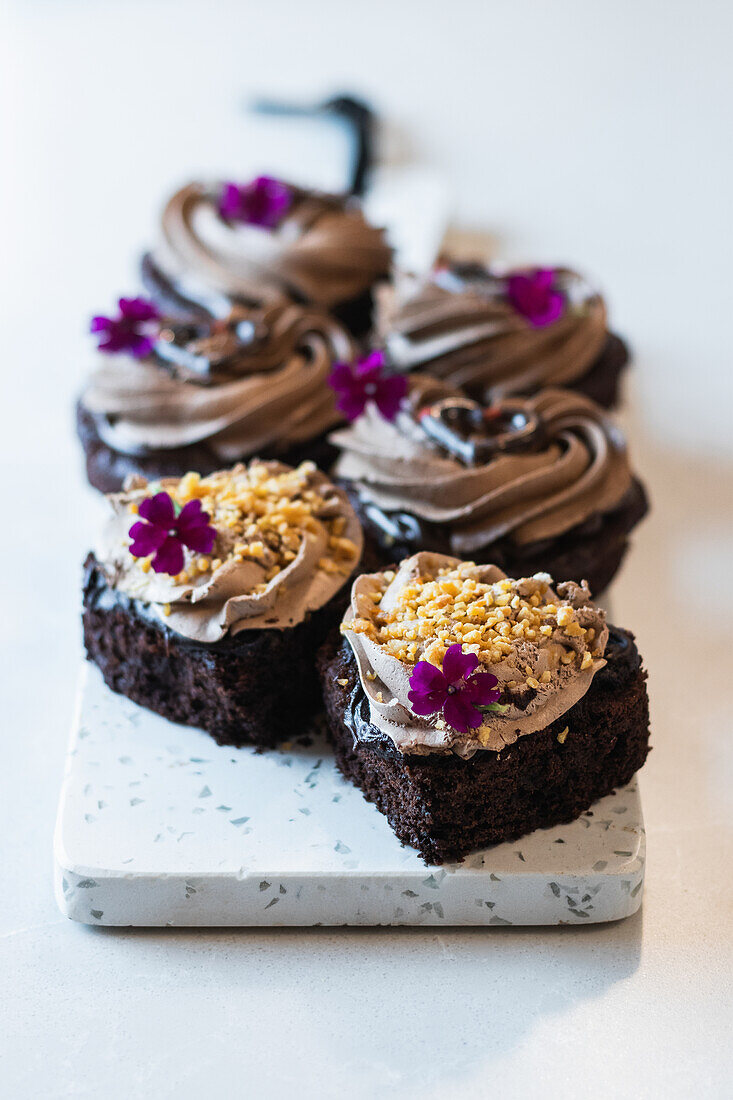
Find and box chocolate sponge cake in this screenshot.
[83,460,362,747]
[318,553,650,865]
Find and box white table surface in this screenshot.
[1,1,731,1096]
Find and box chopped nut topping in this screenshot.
[557,726,569,744]
[343,562,600,677]
[141,462,357,588]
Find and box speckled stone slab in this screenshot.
[54,666,645,927]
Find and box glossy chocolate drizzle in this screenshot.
[153,314,268,383]
[417,396,545,465]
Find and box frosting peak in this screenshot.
[152,180,392,310]
[341,553,608,757]
[377,264,610,399]
[95,461,363,643]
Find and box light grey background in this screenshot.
[1,2,731,1097]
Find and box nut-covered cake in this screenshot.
[78,295,353,493]
[377,262,630,408]
[83,460,363,747]
[330,375,648,595]
[318,552,650,864]
[142,176,393,336]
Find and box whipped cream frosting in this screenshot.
[95,462,363,643]
[342,552,608,757]
[81,300,352,460]
[378,266,610,398]
[151,181,392,309]
[331,378,633,551]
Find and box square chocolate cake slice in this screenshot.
[83,460,362,748]
[318,552,650,865]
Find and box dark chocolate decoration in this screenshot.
[418,397,545,465]
[250,92,376,197]
[362,503,426,547]
[154,315,267,383]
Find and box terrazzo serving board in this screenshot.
[54,665,645,927]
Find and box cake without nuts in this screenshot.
[83,460,362,747]
[331,376,648,595]
[318,552,650,864]
[377,262,630,409]
[78,296,353,493]
[142,176,393,337]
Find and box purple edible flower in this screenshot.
[328,350,408,422]
[90,297,161,358]
[407,643,501,734]
[506,268,564,328]
[128,493,217,576]
[218,176,293,228]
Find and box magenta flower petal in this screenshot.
[152,536,184,576]
[462,672,501,707]
[356,350,386,375]
[119,297,160,322]
[175,499,208,530]
[90,296,160,356]
[177,502,217,554]
[128,520,167,558]
[181,527,217,554]
[219,183,243,220]
[329,362,355,390]
[409,661,448,694]
[442,643,478,686]
[127,333,156,359]
[443,692,483,734]
[328,353,406,424]
[139,492,176,527]
[507,268,565,328]
[374,373,408,421]
[335,390,368,421]
[409,692,447,717]
[407,660,448,715]
[218,176,292,228]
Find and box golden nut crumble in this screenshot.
[342,562,600,675]
[131,462,358,590]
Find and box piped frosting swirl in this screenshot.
[341,552,608,757]
[81,299,352,461]
[95,461,363,643]
[378,265,610,399]
[331,377,634,552]
[150,181,393,310]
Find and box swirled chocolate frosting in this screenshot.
[341,553,608,757]
[330,377,634,552]
[150,181,392,310]
[95,462,363,643]
[81,300,352,461]
[378,265,610,398]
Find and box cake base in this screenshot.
[344,477,649,599]
[319,629,650,865]
[76,401,338,495]
[54,665,646,927]
[82,553,349,749]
